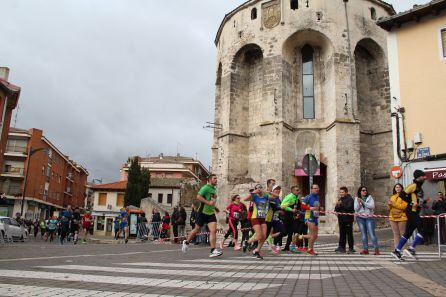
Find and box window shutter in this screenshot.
[99,193,107,205]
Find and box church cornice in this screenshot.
[214,0,396,46]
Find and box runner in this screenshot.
[182,174,222,258]
[298,184,321,256]
[46,216,58,242]
[220,194,244,250]
[71,207,81,244]
[59,206,73,245]
[82,211,93,243]
[392,170,427,260]
[267,185,284,254]
[243,184,272,260]
[280,186,300,251]
[119,207,130,244]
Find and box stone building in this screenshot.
[212,0,395,232]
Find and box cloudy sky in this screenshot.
[0,0,425,182]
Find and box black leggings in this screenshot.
[224,219,239,240]
[296,220,309,248]
[403,212,421,239]
[241,220,251,242]
[283,218,296,249]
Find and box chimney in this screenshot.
[0,67,10,80]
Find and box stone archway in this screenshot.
[354,38,393,206]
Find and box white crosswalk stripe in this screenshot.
[0,283,179,297]
[0,269,280,291]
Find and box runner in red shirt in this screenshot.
[82,211,93,243]
[220,195,244,250]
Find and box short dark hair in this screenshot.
[208,174,217,181]
[291,186,300,192]
[311,184,319,189]
[340,186,348,193]
[231,194,240,201]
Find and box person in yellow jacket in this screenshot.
[391,170,427,260]
[388,183,408,250]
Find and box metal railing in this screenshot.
[437,214,446,259]
[2,167,25,176]
[6,145,27,154]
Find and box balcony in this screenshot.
[64,188,72,196]
[0,182,22,197]
[66,173,74,182]
[1,167,25,178]
[4,145,27,157]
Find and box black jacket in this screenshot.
[433,199,446,215]
[335,194,354,223]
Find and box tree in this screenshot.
[124,158,142,207]
[124,157,151,207]
[140,168,150,199]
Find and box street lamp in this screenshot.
[20,147,48,217]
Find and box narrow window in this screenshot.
[302,45,315,119]
[98,193,107,206]
[370,7,377,20]
[441,28,446,58]
[167,194,173,204]
[158,193,163,204]
[291,0,298,10]
[251,8,257,20]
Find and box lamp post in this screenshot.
[20,147,48,217]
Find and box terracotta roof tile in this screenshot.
[91,181,127,191]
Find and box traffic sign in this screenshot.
[303,154,319,176]
[390,165,403,179]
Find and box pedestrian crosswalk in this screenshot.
[0,249,444,296]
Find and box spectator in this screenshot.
[151,209,161,241]
[388,183,408,250]
[171,207,179,243]
[190,205,197,244]
[419,195,434,245]
[354,186,379,255]
[161,212,171,239]
[33,219,39,238]
[39,219,47,238]
[334,186,355,254]
[433,192,446,244]
[178,207,187,242]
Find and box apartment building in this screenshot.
[0,128,88,219]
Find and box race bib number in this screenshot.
[272,212,279,221]
[257,202,266,218]
[233,212,240,219]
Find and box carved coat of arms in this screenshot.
[262,0,281,29]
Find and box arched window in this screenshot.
[291,0,298,10]
[251,8,257,20]
[370,7,377,20]
[302,45,315,119]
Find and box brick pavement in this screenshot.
[1,235,446,297]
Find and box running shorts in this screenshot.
[196,213,217,227]
[251,218,266,226]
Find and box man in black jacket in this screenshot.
[334,186,355,253]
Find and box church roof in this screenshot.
[214,0,396,46]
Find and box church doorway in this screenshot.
[295,162,327,209]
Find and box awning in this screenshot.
[295,168,321,177]
[425,167,446,180]
[92,211,120,217]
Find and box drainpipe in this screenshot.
[343,0,357,120]
[0,95,8,150]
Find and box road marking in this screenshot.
[121,260,383,267]
[40,264,367,275]
[0,269,280,291]
[0,283,180,297]
[0,247,206,262]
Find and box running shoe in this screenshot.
[360,250,369,255]
[403,248,417,260]
[271,245,280,254]
[181,240,189,253]
[242,240,248,253]
[347,249,356,254]
[234,244,241,251]
[334,247,346,253]
[390,250,404,261]
[125,239,128,244]
[290,245,297,253]
[209,249,223,258]
[252,251,263,260]
[307,249,317,256]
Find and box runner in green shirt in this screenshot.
[280,186,300,251]
[182,174,223,257]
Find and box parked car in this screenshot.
[0,216,28,242]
